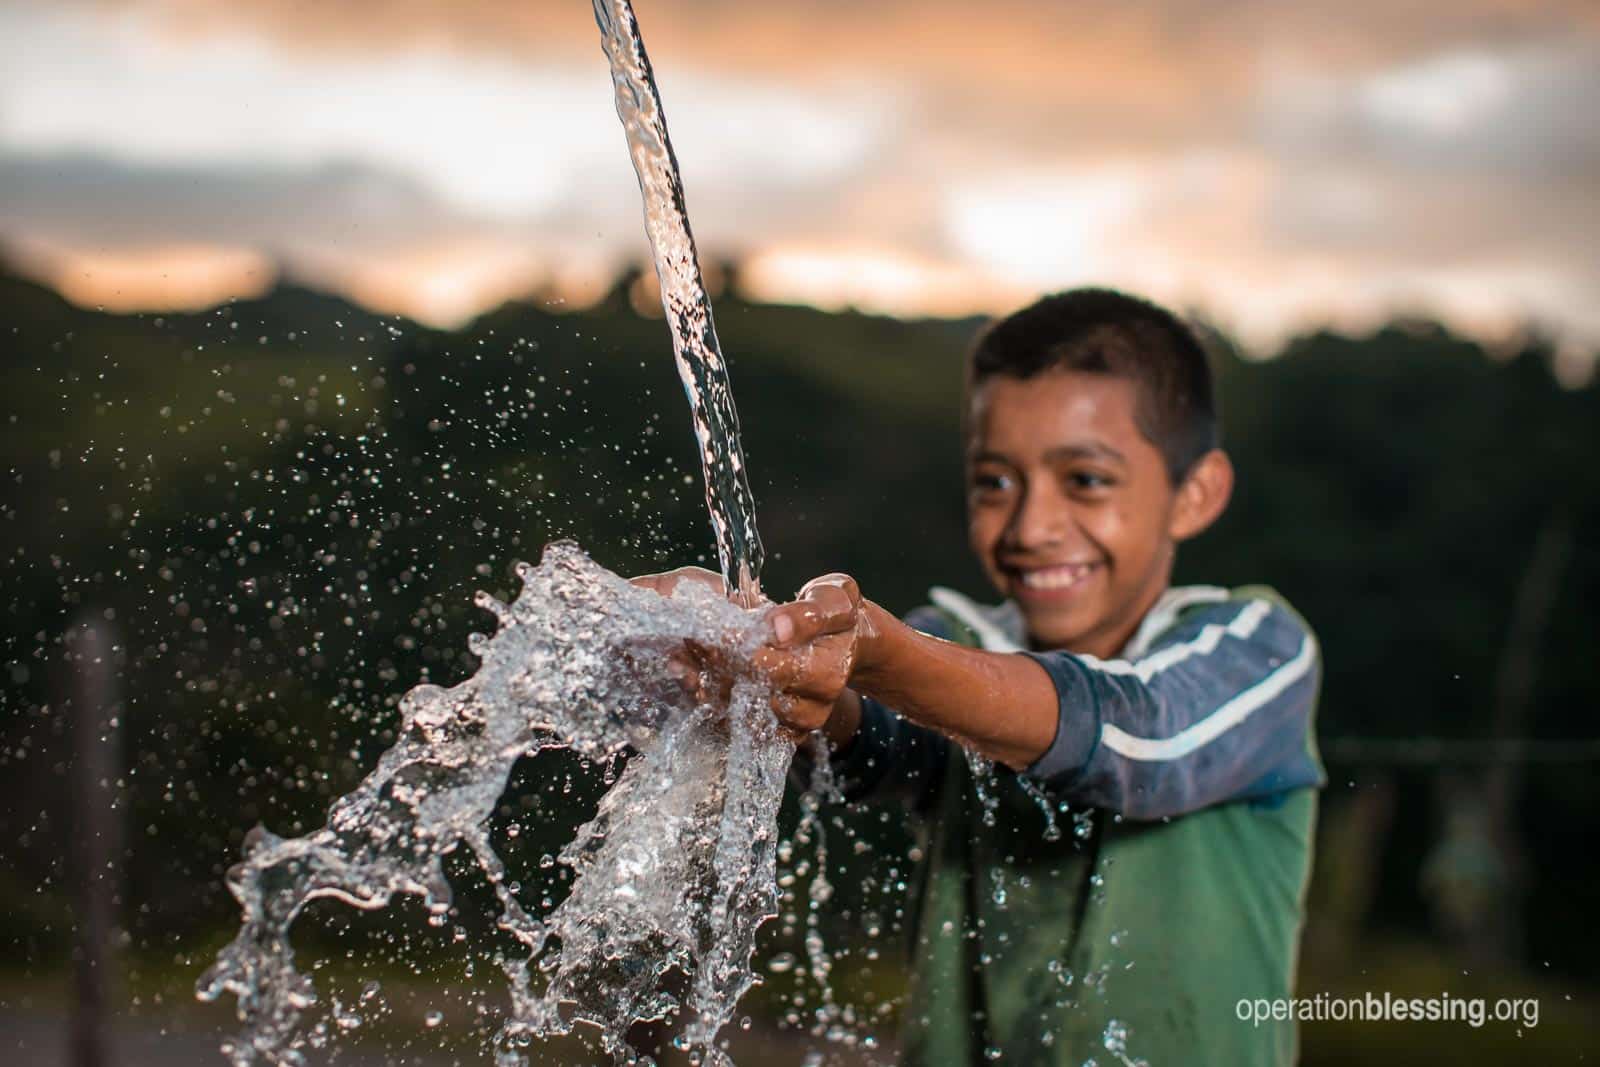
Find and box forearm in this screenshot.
[820,688,863,751]
[849,600,1058,770]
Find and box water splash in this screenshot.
[593,0,764,603]
[203,6,811,1061]
[198,542,793,1065]
[965,750,1001,829]
[1017,775,1063,843]
[1100,1018,1148,1067]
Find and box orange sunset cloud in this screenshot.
[1,0,1595,363]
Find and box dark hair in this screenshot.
[969,287,1218,482]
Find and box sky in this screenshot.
[1,0,1596,365]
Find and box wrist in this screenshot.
[821,688,863,752]
[849,599,903,695]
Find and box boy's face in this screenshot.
[966,369,1189,657]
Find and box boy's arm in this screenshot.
[1018,595,1322,818]
[846,601,1060,768]
[842,596,1321,820]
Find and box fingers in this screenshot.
[797,573,860,604]
[665,650,702,697]
[777,716,819,742]
[661,640,738,709]
[766,688,832,745]
[629,566,728,599]
[629,574,671,596]
[768,574,860,647]
[749,644,799,687]
[636,569,861,750]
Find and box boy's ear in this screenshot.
[1168,449,1233,543]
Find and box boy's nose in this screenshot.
[1006,484,1068,550]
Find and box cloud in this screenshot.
[73,0,1600,138]
[0,148,629,321]
[0,152,473,251]
[1259,40,1600,174]
[0,0,1594,353]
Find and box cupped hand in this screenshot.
[631,567,867,743]
[628,566,736,710]
[756,574,864,740]
[629,565,728,600]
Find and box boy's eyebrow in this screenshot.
[1043,442,1127,465]
[967,442,1128,465]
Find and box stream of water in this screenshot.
[593,0,764,605]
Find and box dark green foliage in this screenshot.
[0,265,1594,1009]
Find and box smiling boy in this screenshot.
[641,288,1323,1065]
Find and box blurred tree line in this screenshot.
[0,260,1595,1053]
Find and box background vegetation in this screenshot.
[1,261,1595,1062]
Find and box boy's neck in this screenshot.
[1026,577,1176,660]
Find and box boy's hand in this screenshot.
[628,566,737,710]
[630,567,866,743]
[758,574,864,740]
[629,565,728,600]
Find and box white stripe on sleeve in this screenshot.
[927,587,1023,653]
[1097,634,1318,763]
[1076,599,1274,683]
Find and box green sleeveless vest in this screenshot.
[900,595,1318,1066]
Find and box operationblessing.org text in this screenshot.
[1236,992,1539,1029]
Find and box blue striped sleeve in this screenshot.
[1022,597,1324,820]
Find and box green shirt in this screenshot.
[827,585,1323,1065]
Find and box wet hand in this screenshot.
[628,565,728,600]
[630,567,866,742]
[757,574,864,741]
[627,566,737,710]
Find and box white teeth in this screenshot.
[1019,565,1093,590]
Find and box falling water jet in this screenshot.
[593,0,765,606]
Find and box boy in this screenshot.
[641,288,1323,1065]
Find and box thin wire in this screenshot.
[1321,737,1600,765]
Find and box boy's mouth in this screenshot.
[1010,562,1100,598]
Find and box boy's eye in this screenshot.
[971,471,1015,494]
[1066,470,1113,491]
